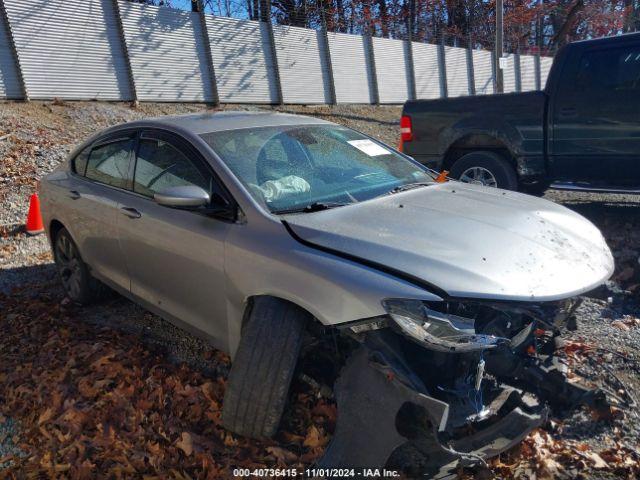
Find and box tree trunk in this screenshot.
[550,0,584,49]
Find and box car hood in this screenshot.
[282,182,614,302]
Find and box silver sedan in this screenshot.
[40,112,614,474]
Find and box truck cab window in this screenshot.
[576,47,640,92]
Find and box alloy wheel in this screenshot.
[459,166,498,187]
[55,234,82,299]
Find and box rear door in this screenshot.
[66,133,135,291]
[117,130,232,345]
[550,43,640,185]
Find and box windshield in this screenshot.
[200,124,433,214]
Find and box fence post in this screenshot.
[534,52,542,90]
[320,8,337,105]
[404,1,417,101]
[466,36,475,95]
[111,0,137,103]
[0,0,28,100]
[437,35,448,98]
[514,52,522,92]
[363,34,379,105]
[261,0,283,105]
[196,1,220,105]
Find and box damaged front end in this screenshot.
[318,297,604,477]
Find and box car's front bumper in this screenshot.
[318,300,606,476]
[318,345,547,478]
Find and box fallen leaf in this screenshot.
[266,446,297,464]
[303,425,328,448]
[582,451,609,469]
[38,407,55,425]
[612,320,630,331]
[176,432,194,456]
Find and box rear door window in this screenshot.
[85,139,134,189]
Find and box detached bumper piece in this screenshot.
[318,346,547,479]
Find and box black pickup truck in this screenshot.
[400,33,640,193]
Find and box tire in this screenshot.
[53,228,105,305]
[222,297,309,439]
[449,151,518,191]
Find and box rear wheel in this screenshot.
[449,151,518,191]
[222,297,309,439]
[53,228,104,304]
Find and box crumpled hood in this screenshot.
[283,182,614,301]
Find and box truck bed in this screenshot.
[402,91,547,171]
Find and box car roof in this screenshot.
[121,110,333,135]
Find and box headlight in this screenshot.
[382,298,507,352]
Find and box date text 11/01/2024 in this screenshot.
[232,468,401,477]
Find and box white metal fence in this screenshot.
[0,0,553,104]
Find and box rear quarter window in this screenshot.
[72,147,90,176]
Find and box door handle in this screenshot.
[559,107,577,117]
[68,190,81,200]
[120,207,142,219]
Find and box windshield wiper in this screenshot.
[275,201,349,215]
[386,181,432,195]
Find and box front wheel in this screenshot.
[222,297,309,439]
[449,151,518,191]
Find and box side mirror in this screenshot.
[154,185,210,208]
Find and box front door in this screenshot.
[117,130,232,345]
[550,44,640,186]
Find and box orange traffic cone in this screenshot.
[26,192,44,235]
[435,170,450,183]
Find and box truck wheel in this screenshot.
[449,151,518,190]
[53,228,105,305]
[222,297,309,439]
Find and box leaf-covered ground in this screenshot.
[0,283,335,477]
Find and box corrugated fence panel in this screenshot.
[445,46,469,97]
[472,49,493,95]
[540,56,553,88]
[0,7,21,99]
[5,0,131,100]
[119,2,212,102]
[327,32,372,103]
[502,53,517,93]
[412,42,440,100]
[373,37,410,104]
[273,25,330,104]
[207,16,277,103]
[520,54,537,91]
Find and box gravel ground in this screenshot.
[1,100,639,473]
[0,415,23,467]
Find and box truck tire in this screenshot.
[222,297,309,439]
[53,228,106,305]
[449,151,518,191]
